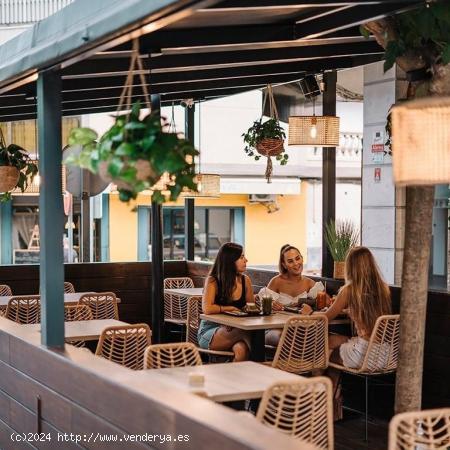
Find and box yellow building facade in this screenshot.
[109,183,309,266]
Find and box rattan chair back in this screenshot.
[360,314,400,374]
[0,284,12,296]
[164,277,193,322]
[64,282,75,293]
[257,377,333,450]
[5,295,40,324]
[96,324,151,370]
[272,315,328,373]
[64,304,93,321]
[144,342,202,369]
[389,408,450,450]
[78,292,119,320]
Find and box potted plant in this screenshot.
[65,102,199,203]
[242,85,288,182]
[0,128,39,202]
[324,219,359,279]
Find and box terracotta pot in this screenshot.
[333,261,345,279]
[0,166,20,193]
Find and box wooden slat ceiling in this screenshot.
[0,0,421,121]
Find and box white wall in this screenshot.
[362,61,397,283]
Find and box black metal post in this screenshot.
[150,93,164,343]
[322,70,337,278]
[37,69,64,347]
[184,103,195,260]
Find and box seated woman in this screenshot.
[198,242,254,361]
[300,246,392,417]
[264,244,321,347]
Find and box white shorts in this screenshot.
[339,337,369,369]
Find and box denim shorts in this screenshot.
[198,320,220,349]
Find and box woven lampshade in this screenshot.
[288,116,340,146]
[182,173,221,198]
[392,97,450,185]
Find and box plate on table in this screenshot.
[224,311,248,317]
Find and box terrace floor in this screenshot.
[335,413,389,450]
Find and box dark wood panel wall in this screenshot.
[0,319,303,450]
[187,261,450,410]
[0,261,186,325]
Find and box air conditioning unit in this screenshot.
[248,194,277,203]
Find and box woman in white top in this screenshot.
[264,244,316,347]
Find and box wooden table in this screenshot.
[201,312,350,361]
[21,319,128,341]
[141,361,302,402]
[0,292,121,310]
[164,288,203,297]
[200,313,289,361]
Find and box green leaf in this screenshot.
[442,43,450,64]
[107,158,124,178]
[124,121,147,131]
[359,25,371,39]
[115,142,136,156]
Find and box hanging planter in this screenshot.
[64,40,199,203]
[242,85,288,183]
[0,128,38,202]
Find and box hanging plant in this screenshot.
[64,39,198,203]
[65,102,199,203]
[242,85,288,182]
[0,128,38,202]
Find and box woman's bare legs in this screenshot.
[327,334,349,420]
[210,326,250,361]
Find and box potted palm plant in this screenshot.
[0,128,39,202]
[65,102,199,203]
[324,219,359,279]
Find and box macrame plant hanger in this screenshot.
[116,38,152,114]
[259,84,283,183]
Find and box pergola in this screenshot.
[0,0,421,347]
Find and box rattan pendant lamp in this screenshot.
[288,75,340,147]
[181,101,220,198]
[391,97,450,185]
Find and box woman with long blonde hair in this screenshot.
[300,246,391,417]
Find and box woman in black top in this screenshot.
[198,242,254,361]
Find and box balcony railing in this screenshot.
[0,0,73,25]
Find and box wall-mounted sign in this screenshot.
[374,167,381,183]
[372,129,385,164]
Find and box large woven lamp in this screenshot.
[392,97,450,185]
[182,173,220,198]
[288,115,340,146]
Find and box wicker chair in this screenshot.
[0,284,12,296]
[256,377,334,450]
[95,324,152,370]
[329,314,401,441]
[5,296,41,324]
[163,277,194,327]
[64,304,93,321]
[64,282,75,294]
[271,315,328,374]
[389,408,450,450]
[0,284,12,317]
[64,305,93,348]
[78,292,119,320]
[143,342,202,369]
[186,296,234,360]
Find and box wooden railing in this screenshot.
[0,0,73,24]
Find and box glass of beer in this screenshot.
[261,295,273,315]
